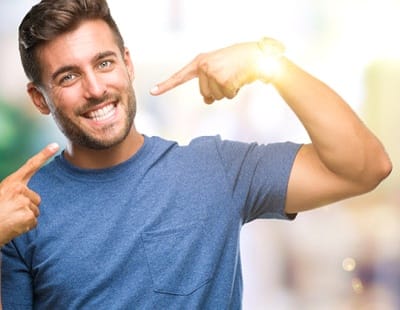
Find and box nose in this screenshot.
[82,71,106,99]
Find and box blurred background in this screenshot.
[1,0,399,308]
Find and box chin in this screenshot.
[79,129,131,150]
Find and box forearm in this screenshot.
[271,57,391,187]
[150,39,392,210]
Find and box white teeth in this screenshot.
[87,104,115,121]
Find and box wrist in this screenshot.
[255,37,285,83]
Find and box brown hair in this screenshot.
[19,0,125,85]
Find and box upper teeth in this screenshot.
[88,104,115,121]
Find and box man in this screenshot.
[1,0,391,308]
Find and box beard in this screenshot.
[52,85,137,150]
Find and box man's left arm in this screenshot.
[150,39,392,214]
[271,55,391,213]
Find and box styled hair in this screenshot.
[19,0,125,85]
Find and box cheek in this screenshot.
[113,67,132,87]
[49,87,80,114]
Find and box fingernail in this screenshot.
[150,85,159,95]
[48,143,59,152]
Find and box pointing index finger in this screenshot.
[150,58,199,96]
[13,143,59,184]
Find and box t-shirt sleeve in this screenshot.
[1,240,33,308]
[214,136,302,223]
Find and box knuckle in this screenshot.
[199,60,209,73]
[21,210,36,225]
[24,157,37,172]
[36,194,42,205]
[30,217,39,228]
[197,54,210,71]
[15,196,30,209]
[195,53,206,62]
[171,70,183,82]
[3,182,25,196]
[14,182,26,193]
[220,78,231,88]
[24,211,34,221]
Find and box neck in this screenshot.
[63,128,144,169]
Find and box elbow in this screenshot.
[360,151,392,193]
[375,153,392,185]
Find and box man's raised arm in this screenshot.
[150,39,392,213]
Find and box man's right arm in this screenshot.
[1,143,58,309]
[2,241,35,309]
[0,143,59,246]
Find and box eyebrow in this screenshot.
[50,50,118,82]
[51,65,79,82]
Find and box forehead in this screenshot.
[38,19,120,76]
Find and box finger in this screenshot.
[150,58,199,96]
[24,217,38,233]
[198,71,210,98]
[198,71,214,104]
[24,187,41,206]
[217,78,240,99]
[208,79,225,101]
[28,202,40,217]
[223,87,239,99]
[12,143,59,184]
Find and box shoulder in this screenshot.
[146,135,221,157]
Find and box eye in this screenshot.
[99,60,112,69]
[59,73,77,86]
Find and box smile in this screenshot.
[86,103,116,121]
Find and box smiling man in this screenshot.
[27,18,142,168]
[0,0,392,309]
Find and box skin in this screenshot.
[28,20,144,169]
[150,41,392,214]
[0,20,143,245]
[0,19,392,246]
[0,143,59,246]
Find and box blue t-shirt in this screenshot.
[1,135,300,309]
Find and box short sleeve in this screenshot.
[1,240,33,309]
[214,137,301,223]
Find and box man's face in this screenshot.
[35,19,136,150]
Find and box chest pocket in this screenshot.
[141,221,215,296]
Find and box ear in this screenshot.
[27,83,51,115]
[123,48,135,81]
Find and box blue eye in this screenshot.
[59,73,77,85]
[99,60,112,69]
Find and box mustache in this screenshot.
[78,93,120,113]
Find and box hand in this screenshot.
[150,42,263,104]
[0,143,59,246]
